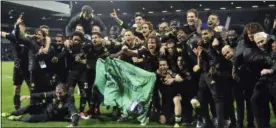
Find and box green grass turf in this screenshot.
[1,62,276,127]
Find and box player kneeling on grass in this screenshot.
[156,58,186,128]
[1,83,79,127]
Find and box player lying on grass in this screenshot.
[2,83,79,127]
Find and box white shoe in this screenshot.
[196,120,203,128]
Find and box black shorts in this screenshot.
[159,84,184,119]
[159,83,184,100]
[13,67,30,86]
[67,69,87,86]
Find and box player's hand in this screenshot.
[79,11,83,18]
[110,9,118,19]
[80,59,87,64]
[156,69,161,75]
[195,19,202,29]
[38,48,44,54]
[132,57,140,63]
[134,37,143,45]
[20,96,30,102]
[15,15,23,25]
[192,48,198,55]
[52,57,59,63]
[1,31,9,38]
[121,45,129,51]
[214,26,223,32]
[197,46,203,56]
[221,31,228,41]
[212,38,219,48]
[64,40,72,48]
[160,46,167,56]
[165,78,174,85]
[81,9,92,20]
[261,69,274,76]
[195,19,202,34]
[75,55,81,62]
[103,40,111,46]
[41,48,49,54]
[193,65,200,72]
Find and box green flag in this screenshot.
[94,57,156,124]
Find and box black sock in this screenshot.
[13,95,21,110]
[79,97,86,112]
[87,96,95,113]
[86,91,93,109]
[195,107,202,121]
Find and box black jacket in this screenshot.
[237,48,276,78]
[182,24,197,35]
[65,13,107,37]
[15,24,53,71]
[137,47,160,72]
[180,34,201,79]
[56,43,87,71]
[30,91,79,126]
[200,39,218,73]
[49,42,67,71]
[86,43,110,70]
[5,32,29,69]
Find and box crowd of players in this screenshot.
[1,5,276,128]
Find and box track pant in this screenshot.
[67,69,88,112]
[198,73,226,128]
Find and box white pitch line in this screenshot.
[1,75,12,79]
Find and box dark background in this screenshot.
[1,1,276,61]
[1,1,276,35]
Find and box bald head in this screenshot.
[222,45,234,60]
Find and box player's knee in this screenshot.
[173,96,181,104]
[190,99,200,108]
[159,115,167,124]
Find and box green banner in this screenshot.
[94,57,156,123]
